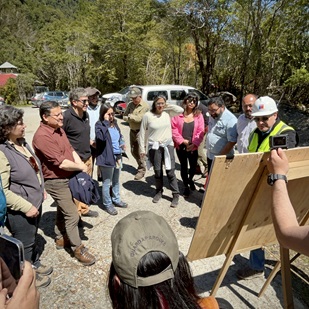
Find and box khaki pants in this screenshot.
[130,129,146,174]
[74,156,93,216]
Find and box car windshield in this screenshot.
[118,86,131,95]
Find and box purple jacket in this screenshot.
[171,113,205,150]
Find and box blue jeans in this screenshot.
[249,248,265,271]
[100,166,121,207]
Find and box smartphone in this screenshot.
[0,234,24,282]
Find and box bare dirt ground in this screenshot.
[12,105,308,308]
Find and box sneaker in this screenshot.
[170,194,179,208]
[183,187,190,198]
[36,273,51,288]
[134,172,145,180]
[81,210,99,218]
[113,201,128,208]
[152,190,163,203]
[74,244,96,266]
[33,262,53,276]
[55,235,70,250]
[237,267,264,280]
[105,205,118,215]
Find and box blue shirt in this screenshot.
[206,108,237,160]
[108,126,121,155]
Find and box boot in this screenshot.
[74,244,96,266]
[55,234,70,250]
[170,193,179,208]
[152,190,163,203]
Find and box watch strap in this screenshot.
[267,174,288,186]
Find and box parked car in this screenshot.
[101,85,134,109]
[31,91,67,107]
[113,84,209,116]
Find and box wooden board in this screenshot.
[187,147,309,261]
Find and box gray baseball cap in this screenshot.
[128,87,142,98]
[111,210,179,288]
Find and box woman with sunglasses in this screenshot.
[95,103,128,216]
[171,94,204,197]
[139,95,183,207]
[0,105,52,288]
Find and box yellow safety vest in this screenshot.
[248,121,295,153]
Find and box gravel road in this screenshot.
[11,106,307,308]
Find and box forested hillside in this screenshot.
[0,0,308,103]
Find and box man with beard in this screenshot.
[236,94,257,153]
[205,96,237,173]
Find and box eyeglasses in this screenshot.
[254,115,272,122]
[77,99,88,105]
[208,107,220,113]
[156,102,165,106]
[29,156,39,174]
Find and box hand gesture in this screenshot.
[267,148,289,175]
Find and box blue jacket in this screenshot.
[95,120,123,167]
[69,172,100,205]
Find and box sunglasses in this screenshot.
[254,115,272,122]
[29,156,39,174]
[77,99,88,105]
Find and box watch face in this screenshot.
[267,175,274,186]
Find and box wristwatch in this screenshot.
[267,174,288,186]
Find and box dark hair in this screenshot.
[151,95,167,114]
[108,251,200,309]
[182,94,201,117]
[99,103,113,121]
[39,101,60,120]
[207,96,224,107]
[0,106,24,143]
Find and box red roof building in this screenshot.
[0,73,17,87]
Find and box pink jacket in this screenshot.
[171,113,205,150]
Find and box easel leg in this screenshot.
[280,246,294,309]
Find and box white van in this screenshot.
[105,85,208,115]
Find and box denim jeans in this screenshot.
[99,166,121,207]
[249,248,265,271]
[6,207,42,263]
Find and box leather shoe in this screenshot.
[74,244,96,266]
[81,210,99,218]
[113,201,128,208]
[55,235,70,250]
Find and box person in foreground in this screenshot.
[267,148,309,256]
[0,106,52,288]
[0,261,39,309]
[33,101,96,266]
[139,95,183,207]
[108,210,232,309]
[95,103,128,216]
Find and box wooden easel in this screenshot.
[187,147,309,308]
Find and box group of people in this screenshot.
[0,87,308,308]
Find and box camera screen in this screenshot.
[273,136,286,146]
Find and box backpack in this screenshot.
[0,175,7,228]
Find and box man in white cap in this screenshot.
[123,87,149,180]
[237,95,298,280]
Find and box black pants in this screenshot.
[148,145,179,194]
[176,146,198,187]
[6,207,42,264]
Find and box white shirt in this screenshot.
[236,114,256,153]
